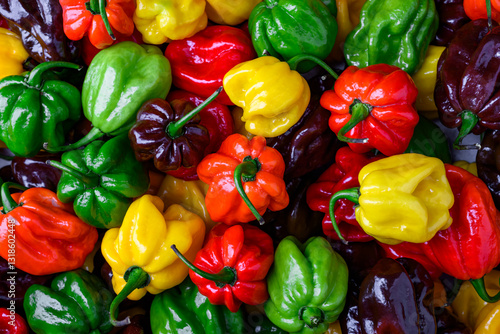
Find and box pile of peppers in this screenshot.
[1,0,500,333]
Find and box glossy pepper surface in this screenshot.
[150,277,245,334]
[133,0,207,44]
[329,0,366,61]
[477,130,500,209]
[49,134,150,229]
[59,0,135,49]
[0,28,28,80]
[206,0,262,25]
[11,153,62,192]
[344,0,439,75]
[320,64,419,156]
[0,61,82,157]
[0,308,28,334]
[165,25,256,106]
[0,184,97,275]
[464,0,500,22]
[173,223,274,313]
[24,269,113,334]
[197,134,289,225]
[223,56,310,137]
[265,236,348,334]
[248,0,338,72]
[433,0,470,47]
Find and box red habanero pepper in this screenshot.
[197,134,289,225]
[172,223,274,312]
[464,0,500,23]
[0,308,28,334]
[320,64,419,156]
[165,25,257,105]
[306,147,384,242]
[0,182,97,276]
[59,0,135,49]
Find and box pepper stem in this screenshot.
[166,87,223,139]
[233,156,265,225]
[0,154,14,161]
[27,61,82,88]
[85,0,116,40]
[299,307,324,328]
[487,0,493,31]
[336,99,371,143]
[328,187,361,244]
[109,266,150,327]
[287,54,338,79]
[1,182,28,214]
[171,245,237,287]
[47,160,99,188]
[470,277,500,303]
[44,127,105,152]
[453,110,480,150]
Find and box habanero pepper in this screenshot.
[0,308,28,334]
[464,0,500,22]
[0,28,28,80]
[477,130,500,209]
[11,152,62,192]
[433,0,471,47]
[165,25,256,106]
[320,64,420,156]
[205,0,262,26]
[172,223,274,313]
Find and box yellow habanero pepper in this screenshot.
[133,0,207,44]
[0,28,29,80]
[330,0,367,61]
[223,56,311,137]
[329,153,454,245]
[206,0,262,26]
[411,46,446,120]
[102,195,205,326]
[453,160,478,176]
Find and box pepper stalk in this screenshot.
[328,187,361,244]
[85,0,116,40]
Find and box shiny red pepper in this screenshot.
[172,223,274,312]
[306,147,384,242]
[0,308,28,334]
[320,64,419,156]
[165,25,257,105]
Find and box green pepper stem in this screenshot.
[27,61,82,88]
[299,307,325,328]
[487,0,493,31]
[44,127,104,152]
[287,54,339,79]
[171,245,237,287]
[0,154,14,161]
[453,110,480,150]
[47,160,99,188]
[1,182,28,214]
[470,277,500,303]
[85,0,116,40]
[328,187,361,244]
[264,0,278,7]
[109,266,150,327]
[234,156,265,225]
[336,99,371,143]
[166,87,223,139]
[444,278,464,306]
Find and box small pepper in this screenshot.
[464,0,500,22]
[197,133,289,225]
[172,223,274,312]
[11,152,62,192]
[433,0,471,46]
[477,130,500,208]
[0,28,28,81]
[0,308,28,334]
[206,0,262,25]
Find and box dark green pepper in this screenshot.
[248,0,338,72]
[48,133,149,229]
[404,116,452,163]
[265,236,348,334]
[344,0,439,75]
[150,277,245,334]
[0,61,82,157]
[23,269,114,334]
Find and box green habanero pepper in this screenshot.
[0,61,82,157]
[265,236,348,334]
[150,277,245,334]
[343,0,439,75]
[47,41,172,152]
[47,133,150,229]
[248,0,338,72]
[404,116,452,163]
[23,269,114,334]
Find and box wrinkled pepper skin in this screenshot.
[0,61,82,157]
[265,236,348,334]
[358,258,436,334]
[0,187,98,275]
[206,0,262,25]
[320,64,419,156]
[150,278,246,334]
[0,28,28,80]
[453,160,477,176]
[248,0,338,72]
[0,308,28,334]
[307,147,384,242]
[477,130,500,209]
[165,25,256,105]
[11,153,62,192]
[223,56,310,137]
[0,0,81,64]
[433,0,470,47]
[24,269,114,334]
[344,0,438,75]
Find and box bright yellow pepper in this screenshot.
[453,160,478,176]
[231,107,255,140]
[411,46,446,120]
[0,28,29,80]
[223,56,311,137]
[206,0,262,25]
[330,0,367,61]
[133,0,207,44]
